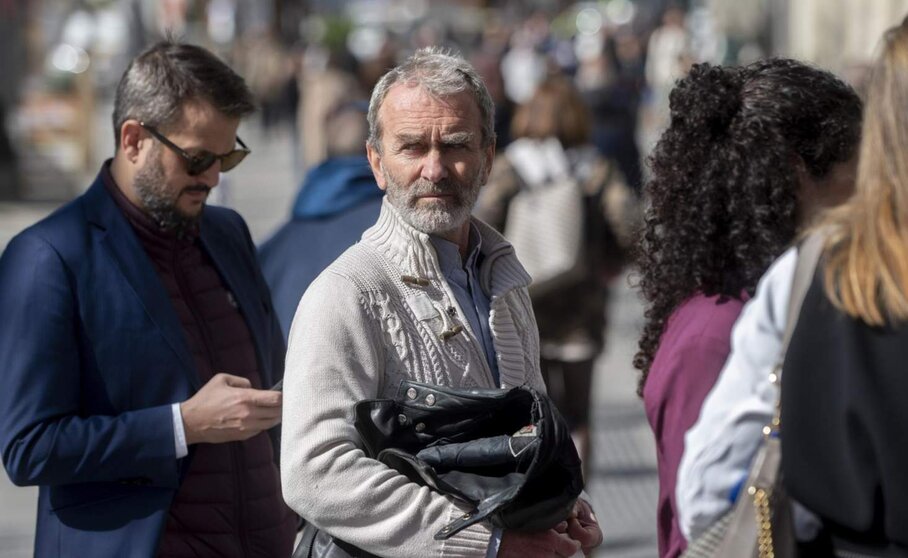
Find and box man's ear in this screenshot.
[366,141,388,191]
[119,120,145,164]
[481,140,496,184]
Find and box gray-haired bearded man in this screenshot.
[280,47,602,558]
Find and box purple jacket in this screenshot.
[642,293,746,558]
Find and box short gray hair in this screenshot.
[112,41,255,148]
[367,47,495,153]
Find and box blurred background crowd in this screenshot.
[3,0,907,206]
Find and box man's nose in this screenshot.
[197,161,221,188]
[420,149,448,184]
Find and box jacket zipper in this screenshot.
[175,247,251,556]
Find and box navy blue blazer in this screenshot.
[0,171,285,557]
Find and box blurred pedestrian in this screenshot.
[475,75,636,474]
[239,32,298,132]
[0,41,296,557]
[298,46,364,172]
[643,5,691,143]
[634,59,862,558]
[576,32,645,192]
[679,19,908,554]
[258,100,383,339]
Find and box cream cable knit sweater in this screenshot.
[281,199,546,557]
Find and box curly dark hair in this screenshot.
[633,58,862,393]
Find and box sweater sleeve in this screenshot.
[675,248,796,541]
[281,271,492,558]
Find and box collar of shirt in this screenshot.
[430,223,483,283]
[429,223,500,386]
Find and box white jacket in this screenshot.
[676,247,822,542]
[280,199,545,557]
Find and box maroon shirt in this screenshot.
[103,169,296,557]
[642,293,746,558]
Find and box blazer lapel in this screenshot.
[83,177,201,390]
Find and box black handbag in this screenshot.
[292,380,584,558]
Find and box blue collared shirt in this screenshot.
[432,227,504,556]
[430,225,500,387]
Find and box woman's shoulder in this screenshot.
[646,294,746,390]
[667,293,747,338]
[643,294,746,432]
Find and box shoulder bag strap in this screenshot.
[771,230,827,429]
[782,231,826,353]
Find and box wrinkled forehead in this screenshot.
[378,84,482,139]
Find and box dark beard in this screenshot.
[133,149,207,238]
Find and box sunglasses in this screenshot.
[139,122,250,176]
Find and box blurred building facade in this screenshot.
[710,0,908,75]
[785,0,908,75]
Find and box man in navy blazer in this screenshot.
[0,42,296,557]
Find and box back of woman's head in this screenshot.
[510,76,592,147]
[634,58,862,389]
[822,18,908,326]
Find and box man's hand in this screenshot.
[180,373,282,445]
[566,500,603,556]
[498,527,581,557]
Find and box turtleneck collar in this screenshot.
[360,197,532,298]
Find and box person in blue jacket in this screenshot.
[0,41,296,557]
[259,100,384,339]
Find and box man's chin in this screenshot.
[176,199,206,218]
[161,203,203,232]
[404,207,469,236]
[414,196,457,209]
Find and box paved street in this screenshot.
[0,119,657,557]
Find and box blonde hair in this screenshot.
[822,18,908,325]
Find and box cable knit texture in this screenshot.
[282,199,545,557]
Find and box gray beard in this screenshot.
[382,166,483,236]
[133,148,207,237]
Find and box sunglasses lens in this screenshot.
[187,154,217,176]
[220,149,249,173]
